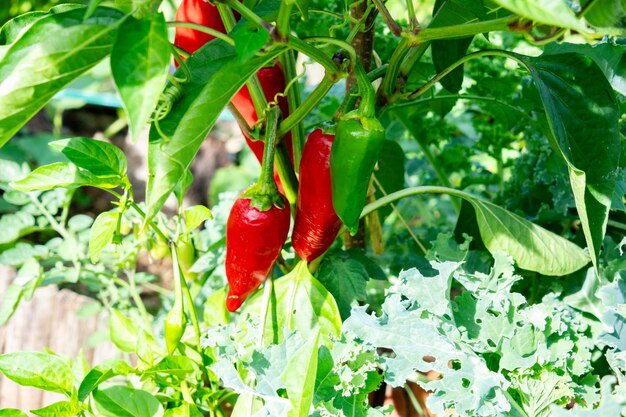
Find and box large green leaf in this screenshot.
[282,331,320,417]
[94,386,164,417]
[0,7,125,147]
[0,5,83,47]
[519,52,621,268]
[111,13,170,141]
[466,197,589,275]
[543,41,626,97]
[241,261,342,346]
[363,187,589,275]
[491,0,587,31]
[144,40,284,222]
[78,359,134,401]
[0,352,73,395]
[50,138,127,178]
[10,162,122,192]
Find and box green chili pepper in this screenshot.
[164,243,187,354]
[330,60,385,234]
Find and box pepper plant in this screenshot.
[0,0,625,416]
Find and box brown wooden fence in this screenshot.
[0,265,117,413]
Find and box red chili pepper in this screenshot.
[225,194,290,312]
[292,129,342,262]
[225,107,289,312]
[174,0,225,55]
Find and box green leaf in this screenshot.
[374,140,405,220]
[31,400,81,417]
[317,250,369,320]
[184,205,213,231]
[520,52,621,268]
[144,39,284,223]
[0,5,82,47]
[0,7,125,147]
[111,14,170,141]
[294,0,312,19]
[242,261,341,346]
[89,211,118,263]
[50,138,127,177]
[232,25,270,62]
[282,331,320,417]
[0,259,41,325]
[491,0,587,31]
[144,356,197,378]
[0,352,73,395]
[0,410,28,417]
[78,359,133,401]
[94,386,164,417]
[430,0,479,93]
[0,212,36,245]
[10,162,122,192]
[466,196,589,275]
[231,393,264,417]
[109,308,139,352]
[0,285,23,326]
[550,376,626,416]
[584,0,626,29]
[543,41,626,99]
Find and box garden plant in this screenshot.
[0,0,625,416]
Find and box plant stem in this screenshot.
[217,2,268,117]
[353,60,376,117]
[361,185,482,219]
[171,243,202,349]
[335,64,388,118]
[278,50,305,171]
[275,144,299,205]
[407,49,524,99]
[105,188,172,245]
[29,195,72,240]
[166,21,235,45]
[607,219,626,231]
[406,0,419,31]
[257,276,273,348]
[278,76,336,137]
[388,94,528,118]
[288,35,341,76]
[398,41,429,79]
[302,36,357,63]
[381,38,410,100]
[372,0,402,35]
[275,0,293,41]
[257,106,282,191]
[372,175,427,254]
[126,269,153,330]
[409,15,518,43]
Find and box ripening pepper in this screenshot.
[233,64,294,167]
[164,243,188,354]
[173,0,292,189]
[225,107,290,312]
[330,61,385,234]
[292,129,342,262]
[174,0,225,54]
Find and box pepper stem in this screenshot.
[244,106,284,211]
[354,60,376,118]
